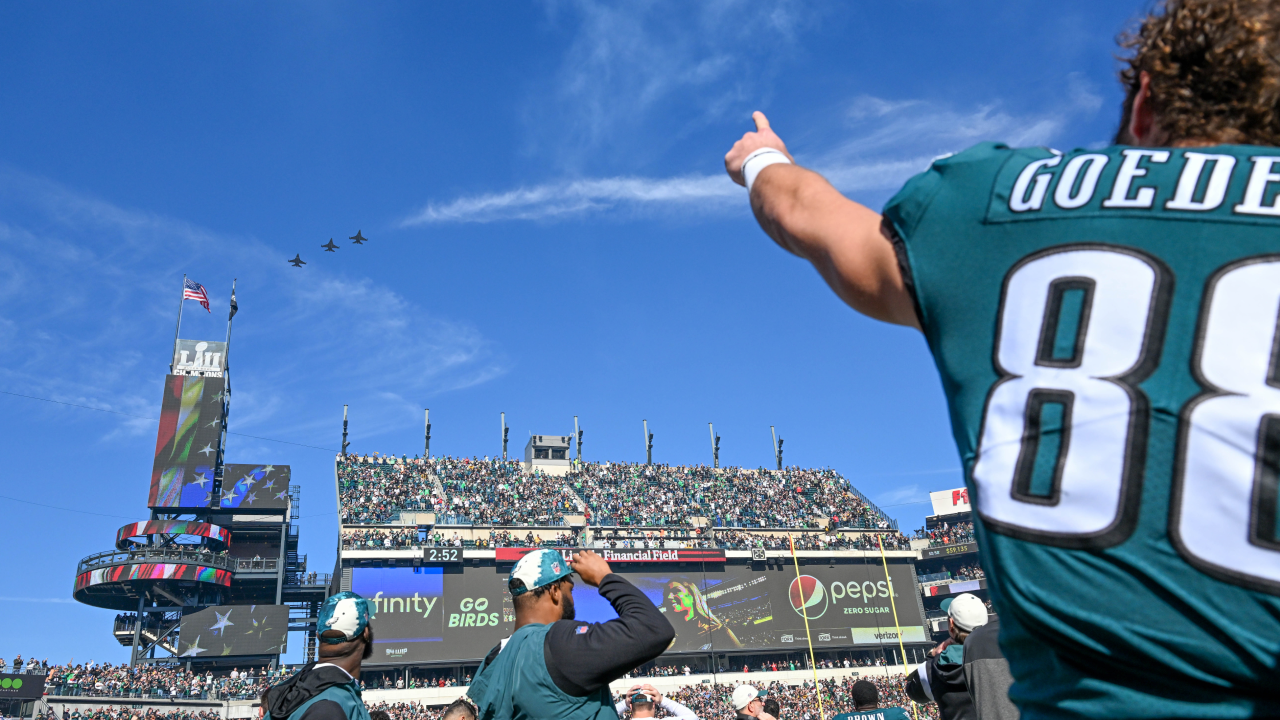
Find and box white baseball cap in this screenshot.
[948,593,989,632]
[732,685,766,711]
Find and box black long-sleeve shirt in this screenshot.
[479,573,674,696]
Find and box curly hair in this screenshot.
[1117,0,1280,145]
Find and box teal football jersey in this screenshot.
[883,143,1280,718]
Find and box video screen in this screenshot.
[352,560,925,664]
[177,604,288,657]
[221,464,290,510]
[148,374,225,509]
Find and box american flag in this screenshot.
[183,278,211,312]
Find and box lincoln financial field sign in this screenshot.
[351,560,926,664]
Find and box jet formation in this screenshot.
[288,231,368,267]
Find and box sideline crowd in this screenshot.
[40,662,284,700]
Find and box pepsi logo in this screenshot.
[788,575,828,619]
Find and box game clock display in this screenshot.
[424,547,462,563]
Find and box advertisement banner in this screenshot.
[177,605,289,657]
[116,520,230,551]
[353,560,924,664]
[929,488,971,517]
[172,339,227,376]
[920,542,978,560]
[75,563,232,592]
[493,547,725,564]
[148,374,225,509]
[221,464,290,510]
[0,674,45,700]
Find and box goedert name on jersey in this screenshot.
[987,145,1280,223]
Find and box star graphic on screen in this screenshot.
[261,479,276,491]
[191,472,211,489]
[209,609,234,635]
[210,390,225,402]
[202,492,212,505]
[241,475,257,488]
[178,636,206,657]
[221,488,238,502]
[244,492,258,505]
[263,465,275,475]
[198,443,216,457]
[274,491,288,501]
[205,417,221,428]
[220,644,234,656]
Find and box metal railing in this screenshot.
[232,557,279,572]
[77,548,237,575]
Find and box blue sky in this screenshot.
[0,0,1140,664]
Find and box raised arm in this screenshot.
[725,112,920,330]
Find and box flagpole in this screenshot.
[171,274,186,371]
[225,278,237,360]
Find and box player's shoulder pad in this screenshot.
[883,142,1019,240]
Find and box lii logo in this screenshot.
[0,678,22,689]
[788,575,828,619]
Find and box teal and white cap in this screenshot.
[509,549,572,596]
[318,591,375,644]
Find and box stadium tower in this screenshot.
[71,295,331,668]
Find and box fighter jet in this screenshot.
[322,239,339,252]
[350,230,368,245]
[289,254,306,267]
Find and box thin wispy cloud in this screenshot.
[402,79,1103,226]
[0,167,508,447]
[530,0,812,165]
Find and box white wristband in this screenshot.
[742,148,792,192]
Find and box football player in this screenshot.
[725,1,1280,717]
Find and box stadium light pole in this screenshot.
[424,408,431,459]
[574,415,583,465]
[643,419,653,465]
[341,405,350,458]
[771,426,784,471]
[709,423,720,469]
[501,412,509,461]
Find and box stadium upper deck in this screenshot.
[336,453,896,531]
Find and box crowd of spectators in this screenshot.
[1,654,46,674]
[364,702,453,720]
[37,709,222,720]
[337,452,897,533]
[572,463,893,530]
[41,662,284,700]
[948,563,985,581]
[609,676,939,720]
[478,530,578,548]
[915,520,975,547]
[338,455,436,524]
[714,530,912,551]
[592,529,715,550]
[341,528,420,549]
[434,457,579,526]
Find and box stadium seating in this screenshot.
[41,661,283,700]
[337,454,899,536]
